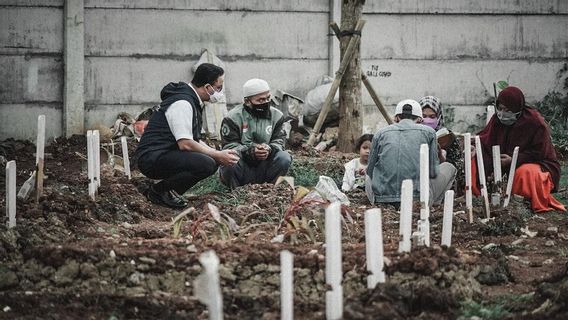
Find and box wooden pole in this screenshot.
[329,22,393,125]
[336,0,365,152]
[307,19,366,146]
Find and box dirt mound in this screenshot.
[346,246,481,319]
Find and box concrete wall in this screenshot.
[1,0,567,140]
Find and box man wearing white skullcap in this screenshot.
[365,99,456,206]
[219,78,292,188]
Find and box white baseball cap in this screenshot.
[395,99,422,118]
[243,78,270,98]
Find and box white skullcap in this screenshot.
[243,78,270,98]
[395,99,422,118]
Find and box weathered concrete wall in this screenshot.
[1,0,567,140]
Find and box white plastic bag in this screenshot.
[315,175,350,206]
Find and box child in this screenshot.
[342,134,373,191]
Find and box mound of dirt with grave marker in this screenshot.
[1,136,567,319]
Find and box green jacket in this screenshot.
[220,104,287,164]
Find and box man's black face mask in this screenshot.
[250,101,271,112]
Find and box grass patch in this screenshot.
[288,157,344,188]
[187,174,228,196]
[461,293,534,319]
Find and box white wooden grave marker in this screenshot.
[419,144,430,246]
[475,136,491,218]
[491,145,502,206]
[280,250,294,320]
[325,202,343,320]
[441,190,455,247]
[399,179,413,253]
[365,208,386,288]
[86,130,96,200]
[121,136,131,179]
[35,115,45,203]
[503,146,520,208]
[6,160,16,228]
[93,130,101,187]
[196,250,223,320]
[486,105,495,125]
[464,133,473,223]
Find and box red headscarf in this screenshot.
[478,87,561,191]
[497,86,525,112]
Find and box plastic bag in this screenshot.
[315,175,350,206]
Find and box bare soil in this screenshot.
[0,136,567,319]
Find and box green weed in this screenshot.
[461,293,534,319]
[188,174,229,196]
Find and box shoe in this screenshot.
[145,186,188,209]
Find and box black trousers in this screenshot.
[219,150,292,189]
[138,150,218,194]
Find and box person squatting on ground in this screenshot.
[134,63,239,209]
[342,134,373,192]
[366,99,457,206]
[473,86,566,213]
[419,95,465,194]
[219,78,292,188]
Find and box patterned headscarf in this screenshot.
[419,96,443,130]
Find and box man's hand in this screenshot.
[215,149,240,166]
[500,154,512,168]
[254,144,270,161]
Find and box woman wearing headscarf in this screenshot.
[474,86,565,212]
[419,96,465,194]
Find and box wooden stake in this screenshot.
[307,19,366,146]
[441,190,455,247]
[475,136,491,218]
[419,144,430,246]
[399,179,413,253]
[365,208,385,288]
[280,250,294,320]
[35,115,45,203]
[121,136,131,179]
[503,146,520,208]
[325,202,343,320]
[464,133,473,223]
[6,160,16,228]
[329,22,393,125]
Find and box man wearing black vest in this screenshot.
[135,63,239,208]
